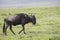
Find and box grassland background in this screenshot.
[0,7,60,40]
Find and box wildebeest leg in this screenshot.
[18,25,26,34]
[4,25,9,35]
[18,25,23,34]
[10,25,16,35]
[22,25,26,34]
[18,28,23,34]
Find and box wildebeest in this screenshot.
[3,13,36,35]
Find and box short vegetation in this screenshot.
[0,7,60,40]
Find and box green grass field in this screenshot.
[0,7,60,40]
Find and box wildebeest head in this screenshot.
[31,15,36,25]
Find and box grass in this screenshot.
[0,7,60,40]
